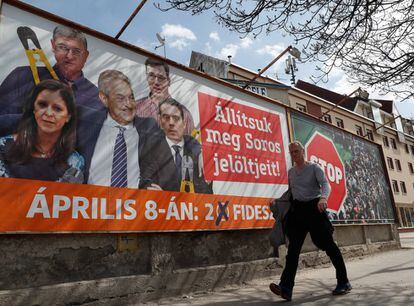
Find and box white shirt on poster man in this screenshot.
[166,137,185,163]
[88,114,140,188]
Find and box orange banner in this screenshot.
[0,178,274,233]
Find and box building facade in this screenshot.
[190,51,414,230]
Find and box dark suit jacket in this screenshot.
[141,134,212,194]
[0,66,104,115]
[76,105,161,185]
[0,114,21,137]
[269,189,291,256]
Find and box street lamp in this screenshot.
[115,0,148,39]
[242,45,301,89]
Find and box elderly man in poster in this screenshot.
[76,69,159,188]
[143,98,212,194]
[136,58,195,136]
[0,25,103,115]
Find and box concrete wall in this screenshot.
[0,223,400,304]
[0,230,272,290]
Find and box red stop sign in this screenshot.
[305,132,347,212]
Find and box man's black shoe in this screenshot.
[332,282,352,295]
[269,283,292,301]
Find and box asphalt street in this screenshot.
[154,232,414,306]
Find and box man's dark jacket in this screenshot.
[76,105,161,185]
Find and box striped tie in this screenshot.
[111,126,128,187]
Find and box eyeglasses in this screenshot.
[147,73,168,83]
[55,44,85,57]
[160,113,182,123]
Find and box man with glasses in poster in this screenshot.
[136,58,195,136]
[0,25,103,115]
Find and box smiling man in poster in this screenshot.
[76,69,159,188]
[0,25,104,115]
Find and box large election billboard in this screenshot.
[0,1,290,232]
[291,112,395,224]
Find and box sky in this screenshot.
[18,0,414,119]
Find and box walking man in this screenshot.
[269,141,351,301]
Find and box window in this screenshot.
[405,144,410,154]
[197,63,204,72]
[400,181,407,194]
[405,207,414,227]
[322,114,332,123]
[383,136,389,147]
[399,207,407,227]
[335,117,344,128]
[392,180,399,193]
[409,162,414,174]
[366,129,374,141]
[355,125,363,136]
[306,101,322,117]
[399,207,414,227]
[390,138,397,149]
[387,157,394,170]
[296,103,307,112]
[411,145,414,155]
[395,159,402,171]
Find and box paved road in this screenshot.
[155,232,414,306]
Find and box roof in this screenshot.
[295,80,395,115]
[374,99,394,114]
[229,62,290,87]
[295,80,357,111]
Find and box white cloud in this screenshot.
[161,24,196,40]
[331,74,358,95]
[216,43,240,60]
[256,44,285,57]
[329,66,346,79]
[204,42,213,56]
[240,37,253,48]
[214,37,255,60]
[161,24,196,50]
[169,39,190,50]
[209,31,220,41]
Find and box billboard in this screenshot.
[0,2,290,232]
[291,112,395,224]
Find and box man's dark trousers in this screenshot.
[280,198,349,291]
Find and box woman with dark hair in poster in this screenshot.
[0,79,84,182]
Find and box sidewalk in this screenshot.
[154,234,414,305]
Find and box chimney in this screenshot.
[227,55,232,64]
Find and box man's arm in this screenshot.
[0,67,30,115]
[138,118,163,189]
[314,164,331,212]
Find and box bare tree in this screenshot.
[158,0,414,100]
